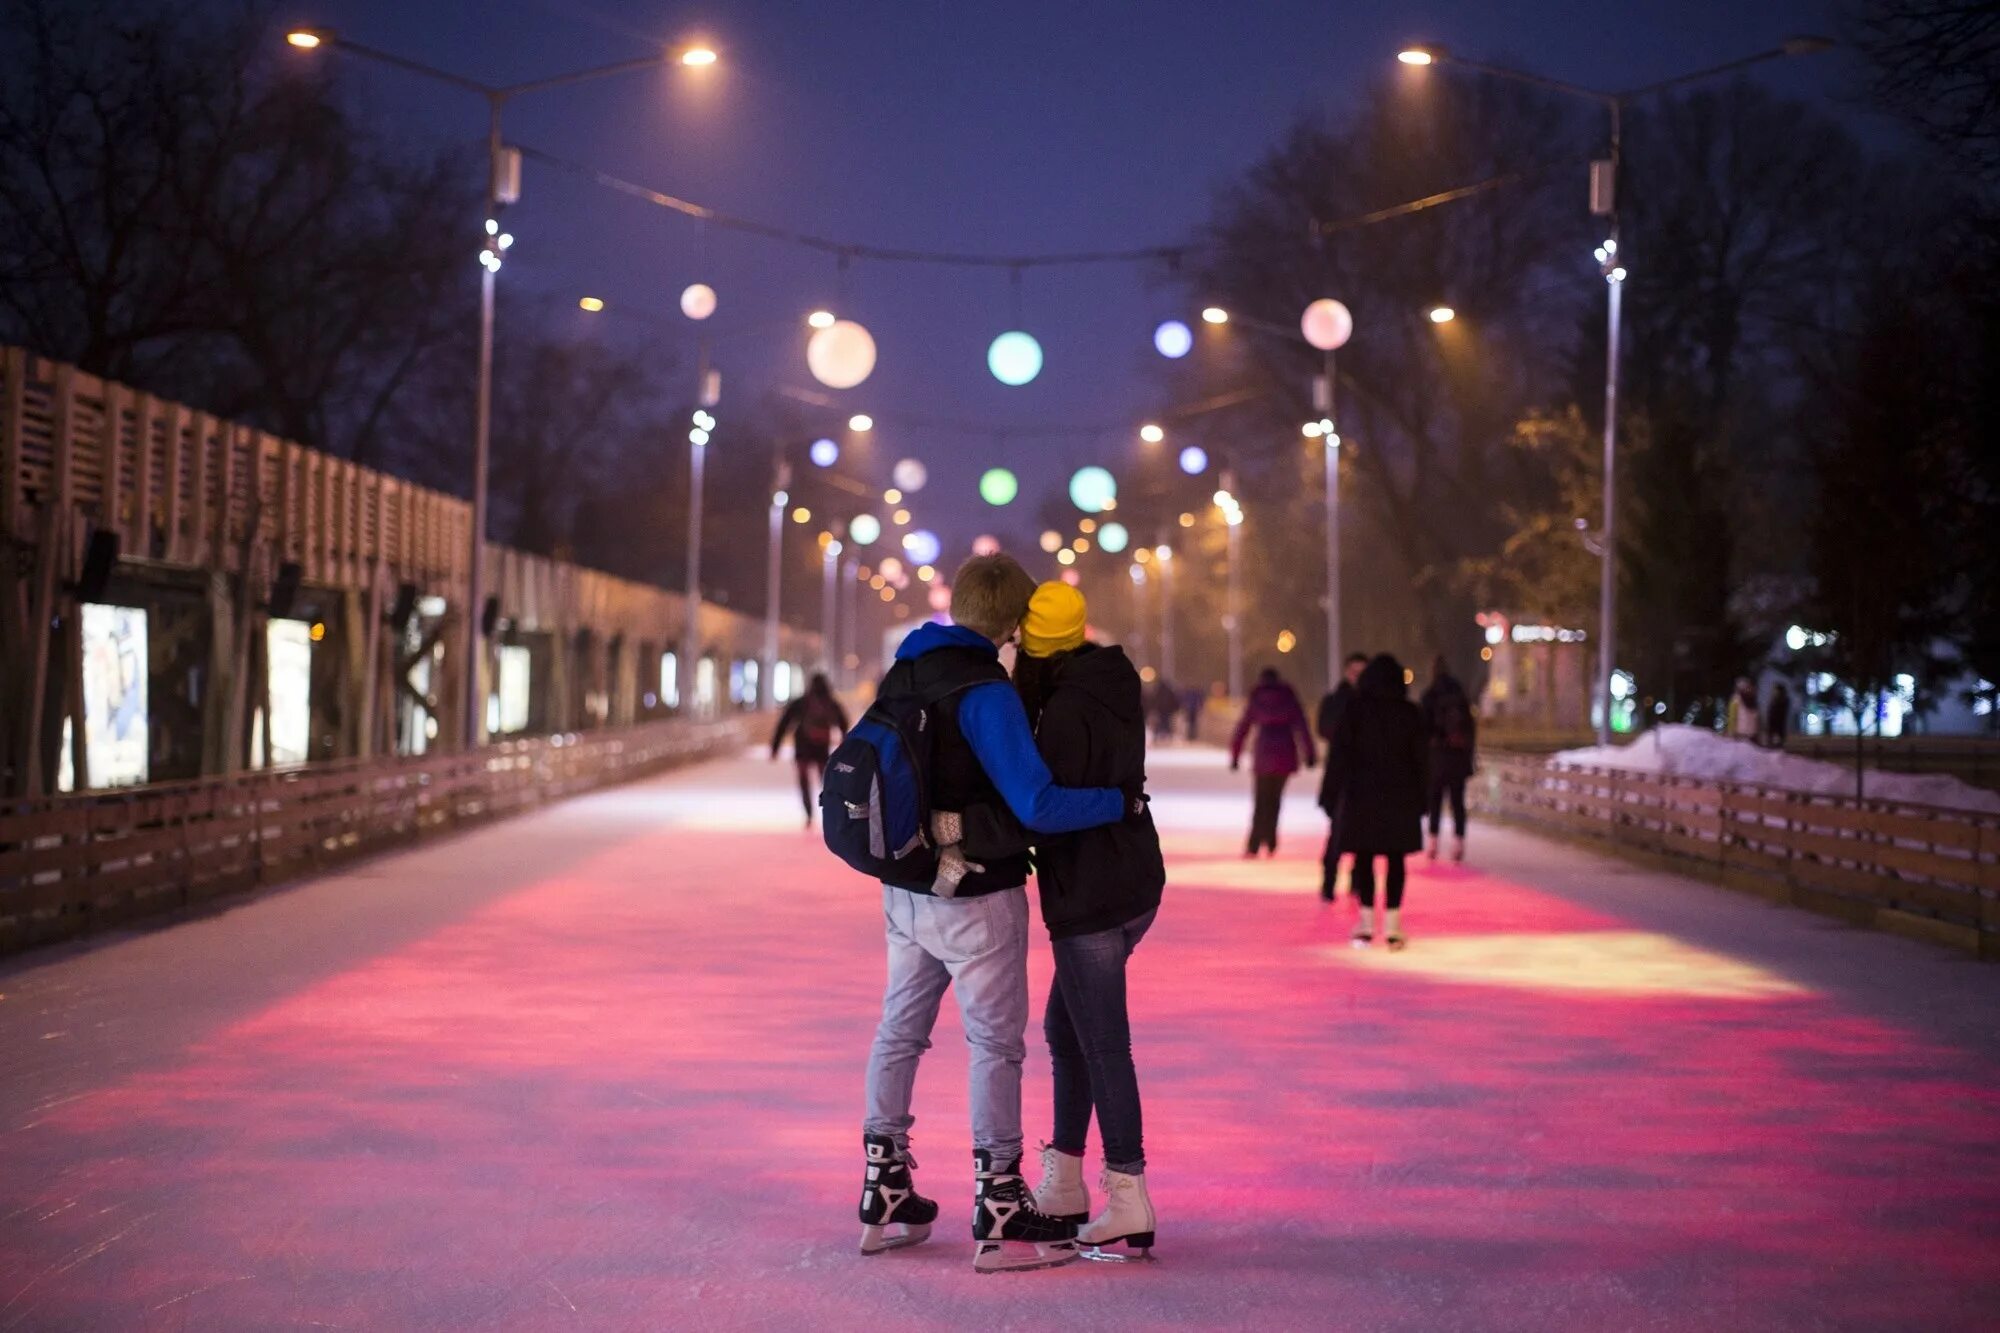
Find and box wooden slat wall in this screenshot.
[1478,756,2000,958]
[0,714,754,956]
[0,346,822,663]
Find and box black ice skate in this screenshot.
[858,1134,938,1255]
[972,1149,1079,1273]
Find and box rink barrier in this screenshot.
[0,716,752,957]
[1478,757,2000,959]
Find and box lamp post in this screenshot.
[1218,472,1244,698]
[840,555,861,690]
[1192,302,1353,694]
[284,28,715,748]
[1155,544,1177,686]
[821,534,843,677]
[1397,35,1831,742]
[764,459,791,710]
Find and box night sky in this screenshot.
[277,0,1849,546]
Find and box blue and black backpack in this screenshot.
[821,656,1004,883]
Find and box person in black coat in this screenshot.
[1321,653,1427,949]
[960,581,1164,1258]
[1419,656,1478,862]
[1315,652,1370,900]
[769,672,848,827]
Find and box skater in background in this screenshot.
[1420,656,1477,862]
[1230,667,1316,857]
[1727,677,1761,743]
[1765,681,1792,750]
[1322,654,1426,950]
[1180,684,1205,742]
[1316,653,1370,899]
[960,582,1166,1262]
[1147,678,1181,745]
[769,672,848,827]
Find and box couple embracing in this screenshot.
[825,554,1165,1274]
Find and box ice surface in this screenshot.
[1,748,1997,1329]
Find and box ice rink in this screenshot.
[3,745,1997,1330]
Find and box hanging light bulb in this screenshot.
[987,331,1044,386]
[979,468,1019,506]
[808,320,877,389]
[680,283,718,321]
[1301,298,1353,350]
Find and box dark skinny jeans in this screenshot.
[1046,908,1156,1174]
[1351,853,1407,910]
[1427,772,1467,838]
[1248,773,1288,853]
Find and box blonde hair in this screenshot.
[950,554,1035,643]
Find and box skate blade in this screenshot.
[1083,1245,1158,1264]
[1350,936,1371,949]
[972,1239,1079,1273]
[1386,937,1407,952]
[859,1222,931,1254]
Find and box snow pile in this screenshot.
[1552,724,2000,815]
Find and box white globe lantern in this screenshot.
[1153,319,1193,359]
[680,282,718,321]
[1301,298,1353,351]
[987,331,1044,386]
[848,514,882,546]
[809,438,839,468]
[807,319,878,389]
[892,458,929,493]
[1068,466,1117,514]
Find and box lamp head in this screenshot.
[1780,35,1834,56]
[1398,44,1443,66]
[286,28,330,49]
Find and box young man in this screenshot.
[858,553,1132,1274]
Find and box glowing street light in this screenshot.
[1201,306,1229,325]
[1429,305,1456,324]
[578,296,604,312]
[848,414,873,433]
[807,309,836,329]
[1139,423,1165,444]
[1400,33,1831,742]
[284,24,714,744]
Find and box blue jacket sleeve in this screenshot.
[955,682,1123,834]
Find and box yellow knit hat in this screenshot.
[1021,581,1088,657]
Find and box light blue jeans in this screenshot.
[864,885,1029,1163]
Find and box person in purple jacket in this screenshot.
[1229,667,1317,857]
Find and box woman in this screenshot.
[1229,667,1316,857]
[1322,654,1426,950]
[1419,656,1477,862]
[961,581,1165,1261]
[769,672,848,827]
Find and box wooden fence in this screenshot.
[1478,756,2000,958]
[0,715,754,957]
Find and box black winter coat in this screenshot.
[1322,661,1427,855]
[962,645,1165,940]
[1315,682,1355,808]
[1420,673,1478,783]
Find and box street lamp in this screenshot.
[285,27,714,747]
[1399,34,1831,743]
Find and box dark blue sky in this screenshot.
[284,0,1851,542]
